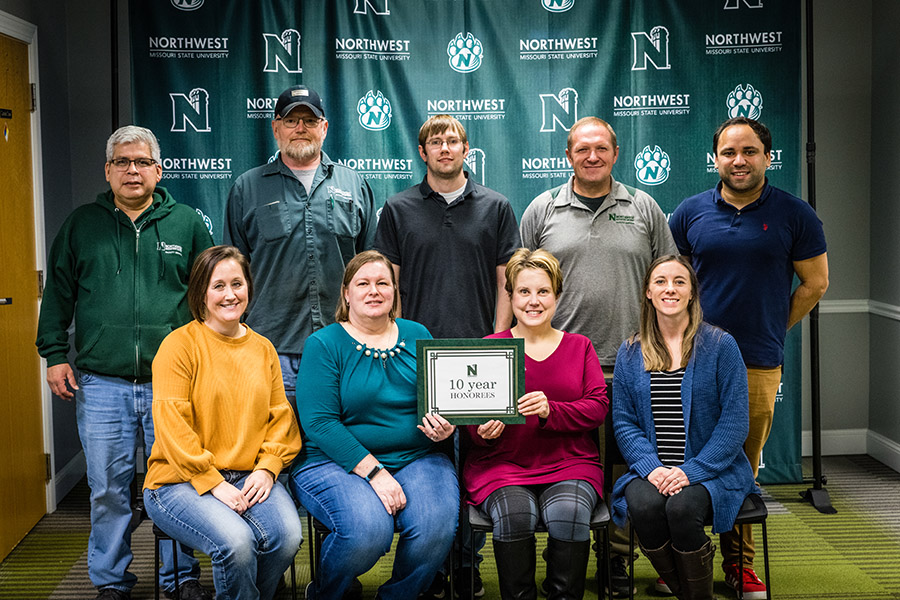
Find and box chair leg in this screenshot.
[306,513,316,583]
[761,521,771,600]
[289,551,297,600]
[171,538,180,600]
[154,533,161,600]
[628,525,635,600]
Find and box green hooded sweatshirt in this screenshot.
[36,187,213,380]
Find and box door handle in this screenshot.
[0,298,11,305]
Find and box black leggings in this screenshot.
[624,477,712,552]
[482,480,597,543]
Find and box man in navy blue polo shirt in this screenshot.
[375,114,520,598]
[670,117,828,599]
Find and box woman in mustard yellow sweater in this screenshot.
[143,245,302,600]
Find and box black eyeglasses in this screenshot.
[109,157,157,170]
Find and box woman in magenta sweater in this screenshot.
[463,248,608,600]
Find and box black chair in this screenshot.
[306,514,428,598]
[466,424,613,600]
[466,499,612,600]
[153,522,298,600]
[152,523,182,600]
[625,492,771,600]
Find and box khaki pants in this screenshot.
[719,366,782,569]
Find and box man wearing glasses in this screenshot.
[225,84,376,414]
[375,114,520,599]
[36,126,213,600]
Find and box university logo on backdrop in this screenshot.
[634,145,671,186]
[358,90,392,130]
[354,0,390,15]
[727,84,763,119]
[540,88,578,132]
[448,33,483,73]
[465,148,486,186]
[263,29,302,73]
[724,0,763,8]
[631,26,670,70]
[171,0,203,10]
[170,88,211,133]
[542,0,575,12]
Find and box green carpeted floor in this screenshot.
[1,455,898,599]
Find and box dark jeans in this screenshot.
[624,478,711,552]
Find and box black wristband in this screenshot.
[364,463,384,481]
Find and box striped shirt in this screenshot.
[650,368,686,466]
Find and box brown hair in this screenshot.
[567,116,617,152]
[334,250,400,322]
[504,247,563,297]
[418,114,468,149]
[187,245,253,322]
[636,255,703,371]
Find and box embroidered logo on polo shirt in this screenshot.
[608,214,635,224]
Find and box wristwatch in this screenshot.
[364,463,384,481]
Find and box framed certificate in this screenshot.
[417,338,526,425]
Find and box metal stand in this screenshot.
[800,0,836,515]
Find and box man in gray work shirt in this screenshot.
[225,84,376,410]
[520,116,676,597]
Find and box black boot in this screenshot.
[542,537,590,600]
[672,539,716,600]
[493,537,538,600]
[640,540,682,598]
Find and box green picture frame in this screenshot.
[417,338,526,425]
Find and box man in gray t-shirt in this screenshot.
[520,116,676,597]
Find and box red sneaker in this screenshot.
[654,576,674,595]
[723,563,767,599]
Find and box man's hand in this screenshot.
[47,363,78,401]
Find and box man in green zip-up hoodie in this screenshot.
[36,126,213,600]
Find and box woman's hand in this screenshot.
[211,480,249,514]
[476,420,505,440]
[241,469,275,508]
[418,413,456,442]
[518,391,550,419]
[369,470,407,515]
[655,466,690,496]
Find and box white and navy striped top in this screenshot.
[650,368,686,466]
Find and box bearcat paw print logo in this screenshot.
[634,145,671,186]
[195,208,213,236]
[727,84,763,120]
[448,32,483,73]
[357,90,392,131]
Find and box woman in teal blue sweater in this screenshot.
[611,256,758,600]
[290,250,458,600]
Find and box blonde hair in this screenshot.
[334,250,399,322]
[636,255,703,371]
[504,248,563,297]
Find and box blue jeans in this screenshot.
[292,453,459,600]
[144,471,303,600]
[76,371,199,592]
[278,353,301,414]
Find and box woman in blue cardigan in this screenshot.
[611,255,758,600]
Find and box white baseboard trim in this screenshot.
[801,428,868,456]
[53,451,86,510]
[817,299,870,314]
[867,430,900,473]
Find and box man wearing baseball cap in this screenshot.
[225,84,376,413]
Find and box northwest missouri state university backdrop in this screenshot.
[130,0,802,483]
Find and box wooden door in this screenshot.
[0,31,46,561]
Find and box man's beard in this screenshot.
[281,138,321,163]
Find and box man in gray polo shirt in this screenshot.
[520,116,676,597]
